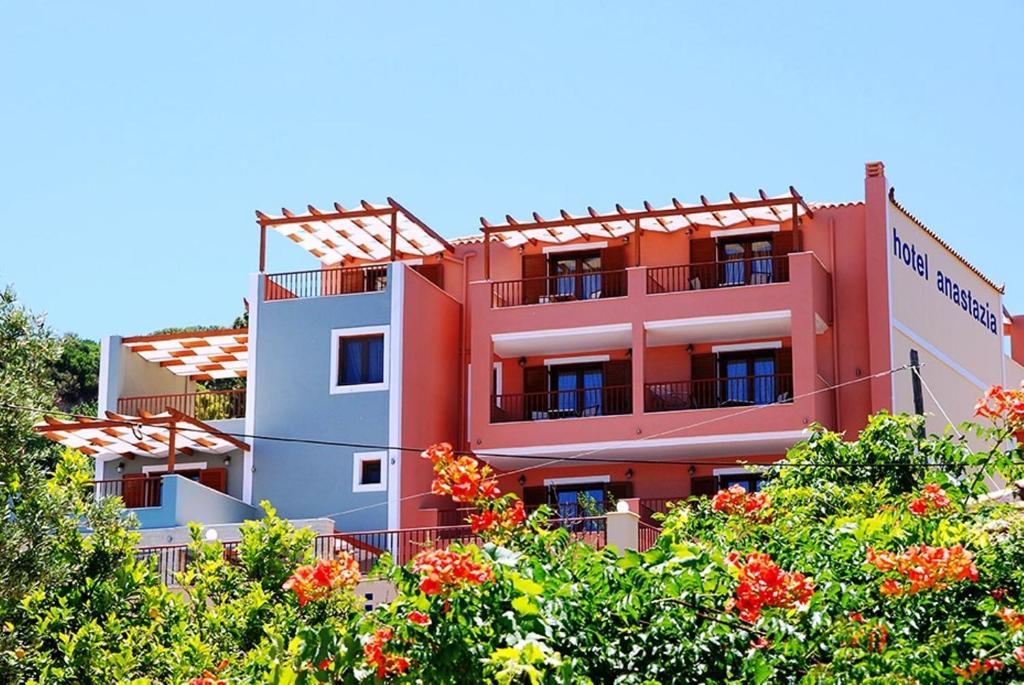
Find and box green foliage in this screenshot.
[50,334,100,412]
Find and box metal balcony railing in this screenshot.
[644,374,793,412]
[491,269,627,308]
[117,389,246,420]
[264,265,388,301]
[490,384,632,423]
[647,255,790,294]
[92,477,163,509]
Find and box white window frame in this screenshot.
[492,361,503,407]
[142,461,208,475]
[330,325,390,395]
[353,451,388,492]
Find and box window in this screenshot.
[718,352,776,406]
[548,252,602,301]
[718,235,775,286]
[353,451,387,492]
[330,326,389,394]
[717,472,764,492]
[550,364,604,417]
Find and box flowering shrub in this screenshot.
[8,389,1024,683]
[422,442,499,503]
[866,544,979,595]
[282,553,361,606]
[410,548,495,596]
[908,482,952,516]
[363,628,410,678]
[711,484,772,522]
[725,551,814,622]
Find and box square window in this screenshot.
[353,451,387,492]
[330,327,389,394]
[360,458,382,486]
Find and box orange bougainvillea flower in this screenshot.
[422,443,501,504]
[407,610,431,626]
[953,658,1003,680]
[364,628,410,678]
[711,485,772,523]
[186,674,227,685]
[866,544,978,596]
[975,385,1024,429]
[908,483,952,517]
[996,607,1024,631]
[725,552,814,623]
[411,548,494,596]
[282,553,361,606]
[469,499,527,535]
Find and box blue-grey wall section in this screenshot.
[133,475,261,529]
[251,280,392,532]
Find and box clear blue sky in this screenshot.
[2,2,1021,340]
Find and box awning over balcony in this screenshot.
[256,198,454,269]
[480,188,812,247]
[122,328,248,381]
[478,188,813,278]
[34,408,249,462]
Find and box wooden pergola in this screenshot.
[256,197,454,271]
[35,408,250,473]
[477,188,813,279]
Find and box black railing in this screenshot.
[118,389,246,421]
[264,265,388,301]
[644,374,793,412]
[93,477,163,508]
[492,269,627,308]
[491,385,632,423]
[647,255,789,294]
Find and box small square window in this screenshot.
[353,451,387,492]
[360,458,382,486]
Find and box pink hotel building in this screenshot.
[43,162,1024,537]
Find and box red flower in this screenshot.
[975,385,1024,431]
[848,611,864,623]
[725,552,814,623]
[1014,646,1024,668]
[186,675,227,685]
[991,588,1009,601]
[469,499,527,535]
[711,486,771,522]
[749,636,769,650]
[908,483,952,517]
[411,548,494,596]
[953,658,1003,680]
[318,658,332,671]
[996,607,1024,631]
[407,610,431,626]
[867,544,978,595]
[422,443,501,504]
[283,553,361,606]
[363,628,409,678]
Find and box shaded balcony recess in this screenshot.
[491,384,632,423]
[264,264,388,301]
[647,255,790,294]
[117,389,246,421]
[492,269,627,308]
[92,476,163,508]
[644,374,794,412]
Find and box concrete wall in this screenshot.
[886,194,1004,435]
[250,266,394,532]
[100,448,245,500]
[133,474,260,529]
[99,335,197,413]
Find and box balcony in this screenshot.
[647,255,789,294]
[93,476,163,508]
[644,374,793,412]
[491,384,632,423]
[117,388,246,421]
[264,264,388,301]
[492,269,628,308]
